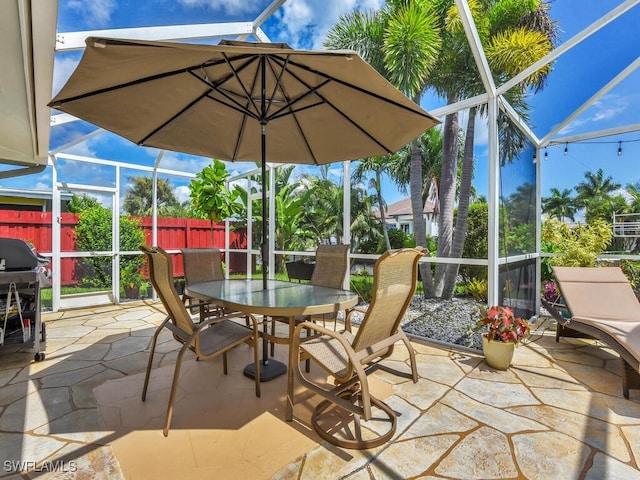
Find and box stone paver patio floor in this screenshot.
[1,301,639,479]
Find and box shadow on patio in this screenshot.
[1,302,640,479]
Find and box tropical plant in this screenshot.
[189,159,242,245]
[123,176,188,217]
[541,218,613,268]
[325,0,442,287]
[74,204,145,290]
[350,186,384,254]
[390,127,446,218]
[387,228,416,249]
[300,165,345,245]
[353,156,394,251]
[67,193,100,212]
[437,0,558,299]
[189,159,241,223]
[574,168,621,223]
[475,305,530,343]
[459,201,488,282]
[542,187,577,222]
[466,278,488,302]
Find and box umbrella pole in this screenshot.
[261,141,268,290]
[244,120,287,382]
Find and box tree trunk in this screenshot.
[409,93,434,296]
[434,108,459,297]
[442,107,476,299]
[376,171,392,251]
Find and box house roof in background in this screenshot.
[375,197,436,219]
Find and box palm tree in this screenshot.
[390,127,444,208]
[575,168,621,223]
[301,165,345,245]
[123,176,186,217]
[542,188,577,222]
[436,0,558,298]
[350,186,384,253]
[353,156,393,251]
[325,0,442,267]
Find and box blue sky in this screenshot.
[4,0,639,209]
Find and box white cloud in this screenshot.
[65,140,97,157]
[558,93,629,136]
[175,185,191,203]
[52,55,81,96]
[274,0,385,49]
[67,0,117,28]
[158,152,211,173]
[177,0,254,16]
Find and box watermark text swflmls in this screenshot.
[3,460,78,473]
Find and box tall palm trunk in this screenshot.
[442,107,476,298]
[434,107,459,296]
[375,171,392,251]
[409,93,434,296]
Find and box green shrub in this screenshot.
[74,205,145,289]
[460,202,488,282]
[465,278,488,303]
[542,218,612,269]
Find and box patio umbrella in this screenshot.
[49,37,440,285]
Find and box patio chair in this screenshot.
[270,244,350,356]
[542,266,640,398]
[140,245,260,436]
[286,247,426,449]
[181,248,227,321]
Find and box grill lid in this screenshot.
[0,238,49,271]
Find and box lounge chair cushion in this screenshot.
[554,266,640,370]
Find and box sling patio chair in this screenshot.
[286,247,426,449]
[140,245,260,436]
[181,248,228,321]
[542,265,640,399]
[270,244,350,356]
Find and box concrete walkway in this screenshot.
[1,301,639,479]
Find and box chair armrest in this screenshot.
[345,307,366,332]
[293,321,367,384]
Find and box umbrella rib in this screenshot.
[189,71,261,121]
[267,57,396,154]
[281,56,434,120]
[48,56,237,108]
[221,53,262,119]
[264,56,319,164]
[138,91,210,145]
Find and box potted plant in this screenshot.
[475,306,530,370]
[121,263,143,299]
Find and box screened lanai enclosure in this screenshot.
[2,0,640,344]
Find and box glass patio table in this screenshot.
[184,279,359,381]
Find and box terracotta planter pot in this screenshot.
[482,337,515,370]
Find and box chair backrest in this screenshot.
[553,266,640,321]
[352,248,426,355]
[310,244,350,289]
[141,245,196,334]
[182,248,224,285]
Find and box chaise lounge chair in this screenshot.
[542,266,640,398]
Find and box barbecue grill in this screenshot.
[0,238,49,361]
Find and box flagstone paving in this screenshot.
[0,302,639,479]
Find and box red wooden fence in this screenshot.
[0,210,248,285]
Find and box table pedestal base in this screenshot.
[243,359,287,382]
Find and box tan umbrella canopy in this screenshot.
[50,37,439,289]
[49,37,439,165]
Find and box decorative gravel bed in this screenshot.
[348,296,486,351]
